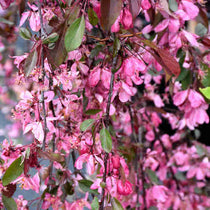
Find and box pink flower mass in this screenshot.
[0,0,209,209]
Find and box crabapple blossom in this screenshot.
[0,0,209,209]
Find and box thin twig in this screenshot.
[55,0,65,17]
[37,1,48,150]
[37,1,46,37]
[99,44,119,210]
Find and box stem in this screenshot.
[38,1,47,150]
[37,1,46,37]
[55,0,65,17]
[159,138,180,191]
[99,45,119,210]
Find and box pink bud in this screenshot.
[112,155,120,169]
[117,180,133,195]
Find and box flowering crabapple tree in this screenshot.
[0,0,210,209]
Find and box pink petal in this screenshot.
[142,24,153,34]
[188,89,204,108]
[169,19,180,33]
[87,155,95,175]
[79,63,89,75]
[33,122,44,142]
[75,153,89,170]
[154,19,169,33]
[182,30,199,47]
[120,8,133,30]
[173,90,188,106]
[88,66,101,87]
[182,0,199,20]
[111,16,120,33]
[101,69,111,89]
[0,0,14,9]
[141,0,151,10]
[187,167,196,179]
[119,90,130,102]
[19,11,30,27]
[29,12,41,32]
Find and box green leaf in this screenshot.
[2,195,17,210]
[85,109,102,115]
[0,17,14,25]
[176,68,188,82]
[199,87,210,99]
[24,50,38,77]
[88,8,98,26]
[168,0,178,12]
[195,23,207,37]
[91,197,99,210]
[90,45,103,59]
[42,32,59,44]
[100,127,112,153]
[174,171,186,181]
[201,63,210,87]
[111,197,124,210]
[80,119,95,132]
[146,168,159,184]
[113,37,121,58]
[181,70,192,90]
[78,179,99,195]
[195,144,205,156]
[149,207,158,210]
[194,187,202,195]
[19,27,32,40]
[0,157,5,165]
[63,181,74,195]
[2,157,24,186]
[64,16,85,52]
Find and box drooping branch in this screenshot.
[37,0,47,151]
[99,40,119,210]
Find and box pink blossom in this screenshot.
[75,153,96,175]
[88,66,101,87]
[173,89,188,106]
[141,0,151,10]
[181,0,199,20]
[120,8,133,30]
[154,19,169,33]
[0,0,14,10]
[147,185,169,205]
[21,173,40,193]
[117,180,133,196]
[182,30,199,47]
[24,122,44,143]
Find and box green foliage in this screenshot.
[91,197,99,210]
[65,16,85,52]
[174,171,186,181]
[78,179,99,195]
[19,27,32,40]
[88,8,98,26]
[111,197,124,210]
[168,0,178,12]
[199,87,210,99]
[100,127,112,153]
[80,119,95,132]
[2,156,24,186]
[146,168,159,184]
[42,32,59,44]
[195,23,207,37]
[195,144,206,156]
[85,109,102,115]
[2,195,17,210]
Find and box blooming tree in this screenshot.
[0,0,210,209]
